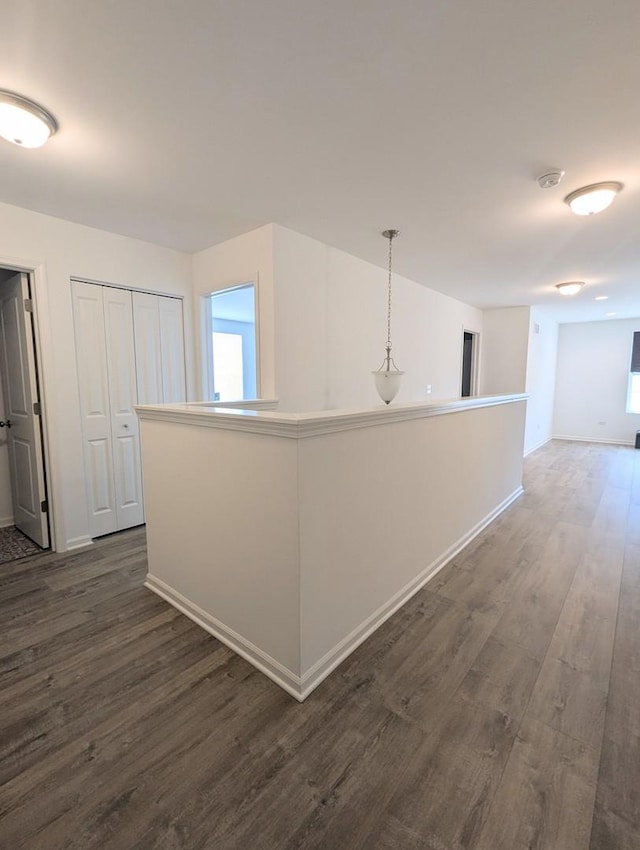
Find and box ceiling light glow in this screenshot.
[606,312,617,317]
[555,281,584,296]
[564,182,622,216]
[594,295,608,301]
[0,90,57,148]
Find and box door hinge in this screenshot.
[24,298,34,312]
[33,402,41,415]
[41,500,48,514]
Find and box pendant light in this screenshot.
[372,229,404,404]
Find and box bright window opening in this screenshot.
[627,373,640,414]
[206,284,258,402]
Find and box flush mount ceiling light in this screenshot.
[0,89,58,148]
[564,182,622,216]
[595,295,609,301]
[555,281,584,296]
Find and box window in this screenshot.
[206,284,258,402]
[626,331,640,414]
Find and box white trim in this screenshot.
[136,393,528,439]
[145,575,304,701]
[524,436,551,457]
[65,535,94,551]
[187,398,278,410]
[0,254,57,551]
[552,434,635,447]
[0,515,14,528]
[298,485,524,700]
[70,276,185,301]
[146,485,524,702]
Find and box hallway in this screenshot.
[0,441,638,849]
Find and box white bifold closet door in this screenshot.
[133,292,186,404]
[72,282,144,537]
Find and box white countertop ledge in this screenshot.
[135,393,528,438]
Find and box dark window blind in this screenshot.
[631,331,640,373]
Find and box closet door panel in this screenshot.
[103,287,144,529]
[158,296,186,403]
[133,292,163,405]
[71,281,117,537]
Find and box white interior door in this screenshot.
[132,292,163,404]
[103,287,144,529]
[72,281,117,537]
[0,272,49,547]
[158,296,186,402]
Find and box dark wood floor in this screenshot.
[1,440,639,849]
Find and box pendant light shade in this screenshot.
[0,90,58,148]
[372,229,404,404]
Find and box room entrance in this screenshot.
[0,267,50,557]
[461,330,479,397]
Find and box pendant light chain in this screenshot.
[386,232,393,353]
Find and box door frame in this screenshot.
[460,327,481,398]
[0,253,56,550]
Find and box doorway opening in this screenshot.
[205,283,258,402]
[461,330,479,398]
[0,267,51,560]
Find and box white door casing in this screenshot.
[0,272,49,547]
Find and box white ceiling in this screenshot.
[1,0,640,323]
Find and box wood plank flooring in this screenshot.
[1,440,639,849]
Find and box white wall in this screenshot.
[523,307,558,456]
[554,318,640,445]
[192,224,276,399]
[480,307,530,395]
[0,200,193,550]
[272,225,483,411]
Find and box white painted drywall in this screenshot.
[192,224,276,399]
[272,225,483,410]
[554,318,640,445]
[0,200,193,550]
[480,307,530,395]
[523,307,558,456]
[139,395,526,698]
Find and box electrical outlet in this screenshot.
[426,384,432,395]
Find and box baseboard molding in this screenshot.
[146,485,524,702]
[552,434,635,447]
[298,485,524,700]
[0,515,14,529]
[524,436,551,457]
[65,535,94,551]
[145,575,304,701]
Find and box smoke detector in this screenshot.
[537,171,565,189]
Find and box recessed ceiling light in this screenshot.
[564,182,623,216]
[594,295,608,301]
[606,312,617,317]
[0,89,58,148]
[555,281,584,296]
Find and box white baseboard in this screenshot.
[65,535,94,551]
[298,485,524,700]
[0,515,14,529]
[145,575,304,701]
[524,436,551,457]
[552,434,635,447]
[146,485,524,702]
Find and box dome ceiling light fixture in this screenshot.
[0,89,58,148]
[555,281,585,296]
[564,181,623,216]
